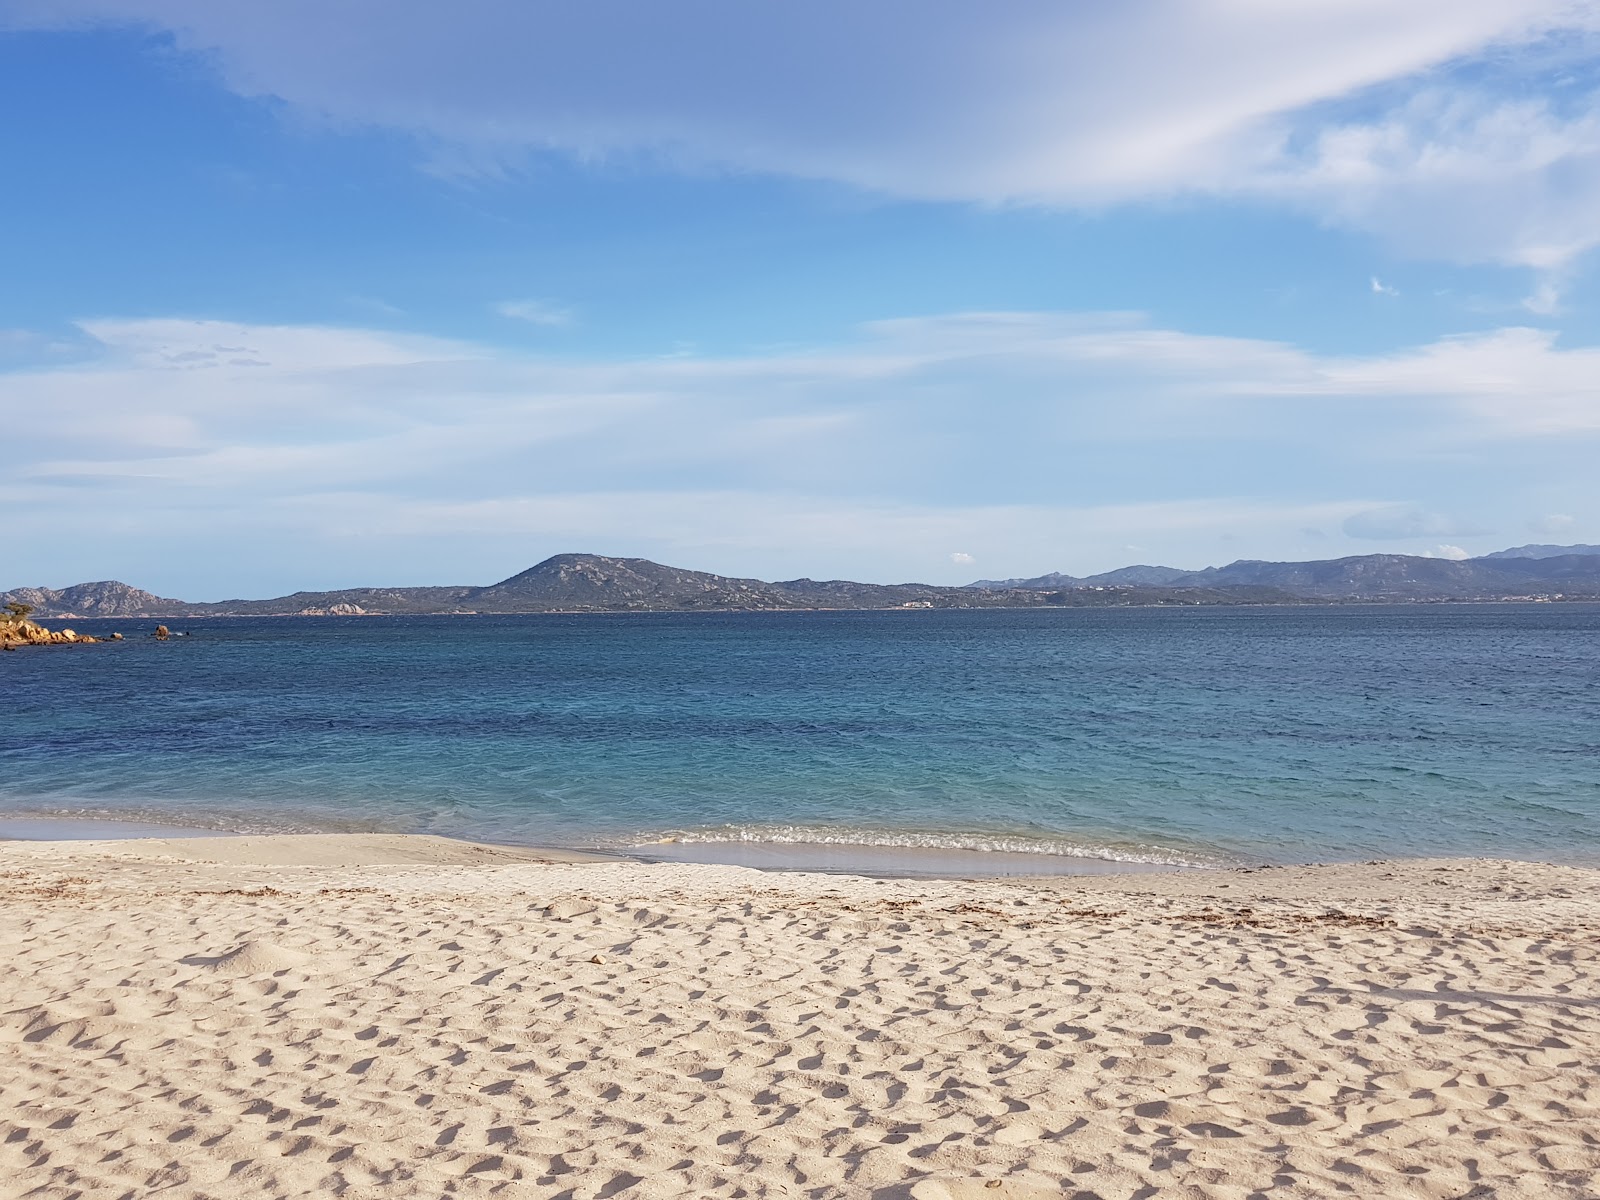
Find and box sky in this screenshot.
[3,2,1599,598]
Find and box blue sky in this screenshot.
[4,3,1599,597]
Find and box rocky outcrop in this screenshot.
[0,617,102,649]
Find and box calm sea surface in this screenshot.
[3,606,1597,872]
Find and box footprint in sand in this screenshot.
[990,1122,1043,1146]
[908,1180,1063,1199]
[544,899,598,920]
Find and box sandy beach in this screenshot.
[2,837,1596,1199]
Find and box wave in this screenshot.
[0,802,388,838]
[629,823,1226,868]
[2,802,1228,869]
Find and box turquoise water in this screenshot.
[3,606,1597,871]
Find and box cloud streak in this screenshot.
[7,1,1600,269]
[496,299,575,328]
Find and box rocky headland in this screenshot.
[0,606,108,649]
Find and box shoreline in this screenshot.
[3,836,1596,1197]
[0,814,1221,880]
[7,812,1598,878]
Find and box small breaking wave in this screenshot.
[630,823,1227,868]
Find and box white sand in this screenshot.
[1,836,1596,1199]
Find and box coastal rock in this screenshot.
[0,615,101,648]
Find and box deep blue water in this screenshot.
[3,606,1597,870]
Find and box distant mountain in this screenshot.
[969,571,1081,589]
[1,553,1299,617]
[9,543,1598,619]
[973,565,1201,589]
[1185,553,1600,598]
[0,580,474,619]
[1083,565,1196,587]
[1478,543,1600,560]
[0,580,190,617]
[468,554,788,611]
[188,586,476,617]
[1479,554,1600,586]
[975,550,1600,601]
[447,555,1296,612]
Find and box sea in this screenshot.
[3,605,1597,875]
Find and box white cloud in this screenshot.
[1522,277,1566,316]
[3,309,1597,591]
[1342,506,1483,540]
[1531,512,1576,534]
[1258,86,1600,269]
[1370,276,1398,296]
[495,299,575,328]
[0,327,88,361]
[1263,326,1600,436]
[1429,543,1471,560]
[7,2,1600,268]
[949,552,975,566]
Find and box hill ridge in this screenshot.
[6,545,1598,618]
[970,547,1600,600]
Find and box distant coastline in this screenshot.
[5,543,1600,618]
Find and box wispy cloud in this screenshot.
[495,298,575,328]
[1343,506,1483,541]
[2,309,1596,592]
[345,295,406,318]
[1531,512,1576,534]
[1521,277,1566,316]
